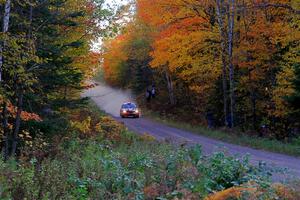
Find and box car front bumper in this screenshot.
[120,112,139,117]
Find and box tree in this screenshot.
[216,0,229,126]
[0,0,106,158]
[138,0,221,107]
[0,0,12,159]
[102,0,300,137]
[0,0,11,82]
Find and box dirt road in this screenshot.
[82,82,300,180]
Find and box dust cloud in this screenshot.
[82,81,136,117]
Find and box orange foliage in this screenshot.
[4,102,42,122]
[206,183,300,200]
[103,0,299,127]
[137,0,221,110]
[102,34,129,85]
[205,187,256,200]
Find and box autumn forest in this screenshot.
[103,0,300,140]
[0,0,300,199]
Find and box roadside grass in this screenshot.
[141,108,300,157]
[2,99,299,199]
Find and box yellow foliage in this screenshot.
[140,132,156,142]
[71,116,92,134]
[273,183,300,200]
[96,116,126,142]
[205,187,256,200]
[271,66,296,117]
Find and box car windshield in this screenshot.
[122,103,136,109]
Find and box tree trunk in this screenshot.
[0,0,12,159]
[0,0,11,82]
[10,0,34,157]
[2,0,11,33]
[165,68,175,105]
[251,92,257,130]
[2,102,9,160]
[216,0,228,126]
[64,86,67,100]
[228,0,235,128]
[11,88,24,156]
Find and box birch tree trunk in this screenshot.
[0,0,11,82]
[216,0,228,126]
[1,0,11,159]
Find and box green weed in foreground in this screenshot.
[0,133,296,200]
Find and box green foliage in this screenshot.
[0,0,111,157]
[0,136,285,199]
[0,102,296,199]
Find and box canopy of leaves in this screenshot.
[102,0,300,138]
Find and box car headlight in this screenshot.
[135,109,139,113]
[122,109,127,113]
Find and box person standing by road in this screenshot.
[146,87,151,102]
[206,110,214,128]
[151,84,156,99]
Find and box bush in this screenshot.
[0,132,297,199]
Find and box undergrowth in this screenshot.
[0,99,299,200]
